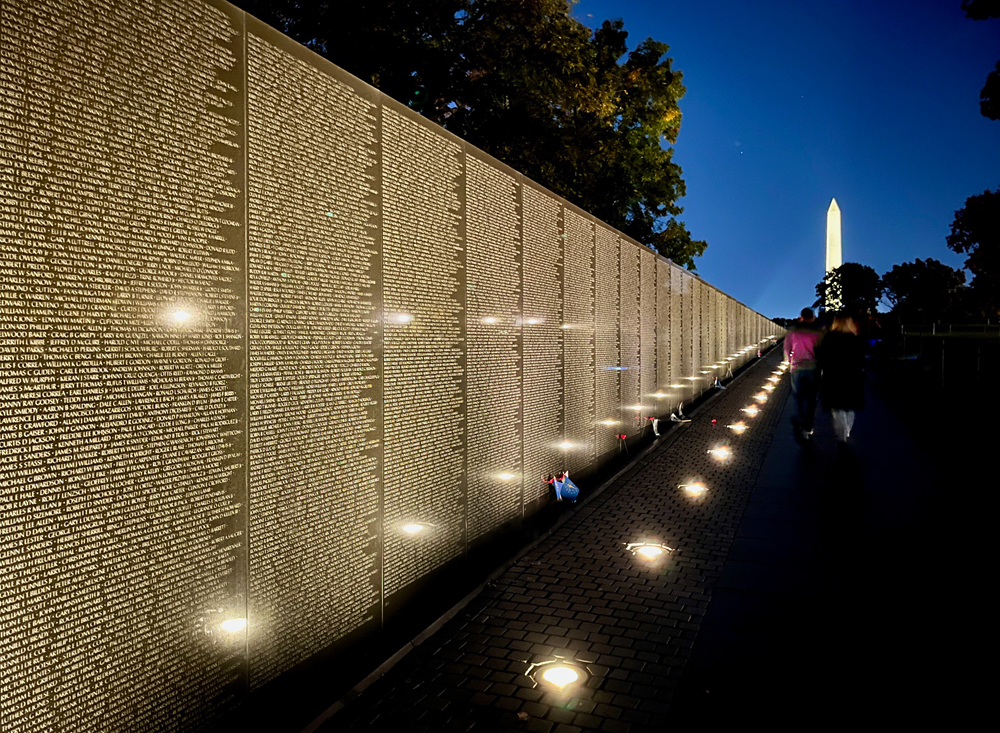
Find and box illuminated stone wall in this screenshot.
[0,0,782,729]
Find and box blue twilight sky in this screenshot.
[571,0,1000,319]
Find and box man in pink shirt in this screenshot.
[783,308,824,441]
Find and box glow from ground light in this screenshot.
[402,523,429,535]
[626,541,674,561]
[558,441,573,450]
[742,405,759,417]
[524,317,543,325]
[763,383,775,392]
[600,419,619,426]
[650,392,668,399]
[680,481,708,497]
[727,421,748,434]
[541,666,580,689]
[220,618,247,633]
[389,312,414,324]
[172,309,192,325]
[707,446,732,462]
[497,472,516,481]
[753,392,768,403]
[481,316,498,324]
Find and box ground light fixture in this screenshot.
[762,383,775,392]
[527,659,590,691]
[707,446,732,462]
[742,405,760,417]
[625,541,674,561]
[679,480,708,496]
[753,392,768,403]
[727,421,748,434]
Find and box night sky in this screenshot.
[572,0,1000,319]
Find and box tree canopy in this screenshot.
[235,0,706,268]
[881,258,967,322]
[947,187,1000,314]
[963,0,1000,120]
[814,263,883,316]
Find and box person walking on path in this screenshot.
[784,307,824,442]
[818,314,866,443]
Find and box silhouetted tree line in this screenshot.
[805,186,999,324]
[235,0,707,269]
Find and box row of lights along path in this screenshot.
[327,345,790,733]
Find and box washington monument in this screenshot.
[826,198,842,272]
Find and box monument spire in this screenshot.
[826,198,842,273]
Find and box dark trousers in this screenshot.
[790,367,819,431]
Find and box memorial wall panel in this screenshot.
[521,186,563,506]
[619,242,641,436]
[594,226,620,455]
[669,267,685,403]
[639,248,657,429]
[688,276,700,395]
[562,209,595,473]
[380,106,466,598]
[0,1,783,727]
[656,260,676,413]
[245,28,381,688]
[465,154,522,541]
[0,0,247,730]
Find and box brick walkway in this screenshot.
[317,349,791,732]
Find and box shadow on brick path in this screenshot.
[309,349,973,732]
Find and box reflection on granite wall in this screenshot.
[0,0,782,729]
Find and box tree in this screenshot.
[947,187,1000,314]
[814,263,883,315]
[234,0,706,268]
[962,1,1000,120]
[881,258,966,322]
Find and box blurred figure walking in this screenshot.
[819,315,865,443]
[784,308,824,442]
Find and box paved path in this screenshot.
[314,349,963,731]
